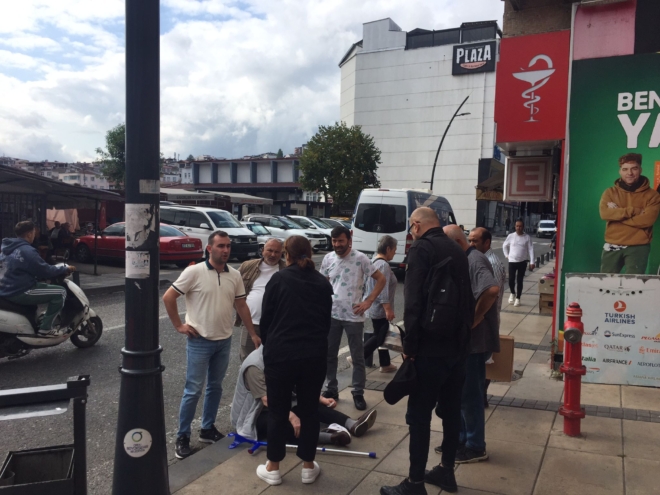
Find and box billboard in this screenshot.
[495,31,570,144]
[561,53,660,385]
[452,41,496,76]
[566,275,660,387]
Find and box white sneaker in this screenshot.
[514,298,521,307]
[347,356,353,366]
[256,463,282,485]
[508,294,515,304]
[301,461,321,484]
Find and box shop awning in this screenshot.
[198,190,273,206]
[475,171,504,201]
[0,165,123,208]
[160,188,230,202]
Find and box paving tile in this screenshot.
[366,367,398,385]
[335,388,385,418]
[176,446,300,495]
[505,365,564,403]
[580,383,621,408]
[499,312,527,336]
[487,383,511,397]
[510,316,552,346]
[622,386,660,412]
[349,471,441,495]
[375,430,442,478]
[487,406,555,446]
[533,448,623,495]
[635,409,650,418]
[319,423,408,472]
[454,439,544,495]
[267,461,369,495]
[512,348,535,370]
[623,419,660,461]
[528,350,551,365]
[548,414,622,456]
[624,457,660,495]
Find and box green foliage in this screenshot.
[299,122,381,214]
[276,149,284,158]
[95,123,125,186]
[186,154,195,161]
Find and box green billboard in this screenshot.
[562,53,660,319]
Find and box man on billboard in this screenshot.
[599,153,660,274]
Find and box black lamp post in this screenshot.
[427,95,471,192]
[112,0,170,493]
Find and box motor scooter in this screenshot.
[0,265,102,359]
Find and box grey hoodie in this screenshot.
[0,238,68,297]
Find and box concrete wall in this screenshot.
[503,0,571,37]
[340,26,497,229]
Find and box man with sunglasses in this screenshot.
[163,230,259,460]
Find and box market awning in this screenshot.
[198,190,273,206]
[160,188,230,202]
[0,165,123,208]
[475,171,504,201]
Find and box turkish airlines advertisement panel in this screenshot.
[561,53,660,385]
[495,31,570,144]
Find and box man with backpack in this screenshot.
[380,208,473,495]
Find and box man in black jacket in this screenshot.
[381,208,473,495]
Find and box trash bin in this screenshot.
[0,445,74,495]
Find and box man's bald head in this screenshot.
[409,207,441,240]
[443,225,469,251]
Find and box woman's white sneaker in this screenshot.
[257,464,282,485]
[514,298,521,307]
[301,461,321,484]
[508,294,515,304]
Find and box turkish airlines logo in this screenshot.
[513,55,555,123]
[614,301,626,312]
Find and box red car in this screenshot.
[74,223,203,267]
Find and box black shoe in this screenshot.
[353,394,367,411]
[380,478,427,495]
[434,443,465,455]
[329,430,351,446]
[349,408,377,437]
[322,390,338,401]
[455,447,488,464]
[424,465,457,492]
[199,425,224,444]
[175,435,192,459]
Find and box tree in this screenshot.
[276,148,283,158]
[95,123,125,186]
[300,122,381,214]
[186,154,195,161]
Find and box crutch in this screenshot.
[286,445,377,458]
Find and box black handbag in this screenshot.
[383,357,419,405]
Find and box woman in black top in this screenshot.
[256,235,333,486]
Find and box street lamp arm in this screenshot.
[429,95,470,192]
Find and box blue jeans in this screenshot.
[459,352,487,451]
[178,335,232,437]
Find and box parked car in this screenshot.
[536,220,557,238]
[73,223,203,267]
[352,188,457,269]
[241,222,285,257]
[321,218,352,230]
[160,204,258,261]
[242,214,328,252]
[287,215,333,250]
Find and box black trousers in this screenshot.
[406,356,465,481]
[265,357,326,462]
[256,404,351,442]
[508,261,528,298]
[364,318,391,367]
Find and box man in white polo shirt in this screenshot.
[163,230,259,460]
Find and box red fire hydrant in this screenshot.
[559,302,586,436]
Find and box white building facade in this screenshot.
[340,19,501,229]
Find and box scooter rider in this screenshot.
[0,221,76,337]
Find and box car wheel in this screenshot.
[71,316,103,349]
[258,244,264,257]
[76,244,91,263]
[313,247,319,253]
[236,255,249,262]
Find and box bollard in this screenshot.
[559,303,586,436]
[545,252,550,262]
[536,256,541,267]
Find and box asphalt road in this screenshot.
[0,237,552,494]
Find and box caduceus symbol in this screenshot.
[512,55,555,122]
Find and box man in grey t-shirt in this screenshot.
[444,225,499,464]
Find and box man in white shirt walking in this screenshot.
[321,226,386,411]
[502,219,535,307]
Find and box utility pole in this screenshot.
[112,1,170,494]
[427,95,471,192]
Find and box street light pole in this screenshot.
[112,1,170,494]
[428,95,470,192]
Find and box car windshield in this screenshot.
[310,218,331,228]
[540,221,555,228]
[160,225,186,237]
[207,211,242,228]
[293,217,316,229]
[280,217,302,229]
[247,223,270,235]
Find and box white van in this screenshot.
[160,204,258,261]
[351,189,457,269]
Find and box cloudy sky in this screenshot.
[0,0,504,163]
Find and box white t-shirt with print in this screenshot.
[321,249,377,323]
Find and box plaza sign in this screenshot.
[452,41,496,76]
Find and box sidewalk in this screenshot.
[73,262,182,296]
[171,262,660,495]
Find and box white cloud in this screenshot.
[0,0,504,162]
